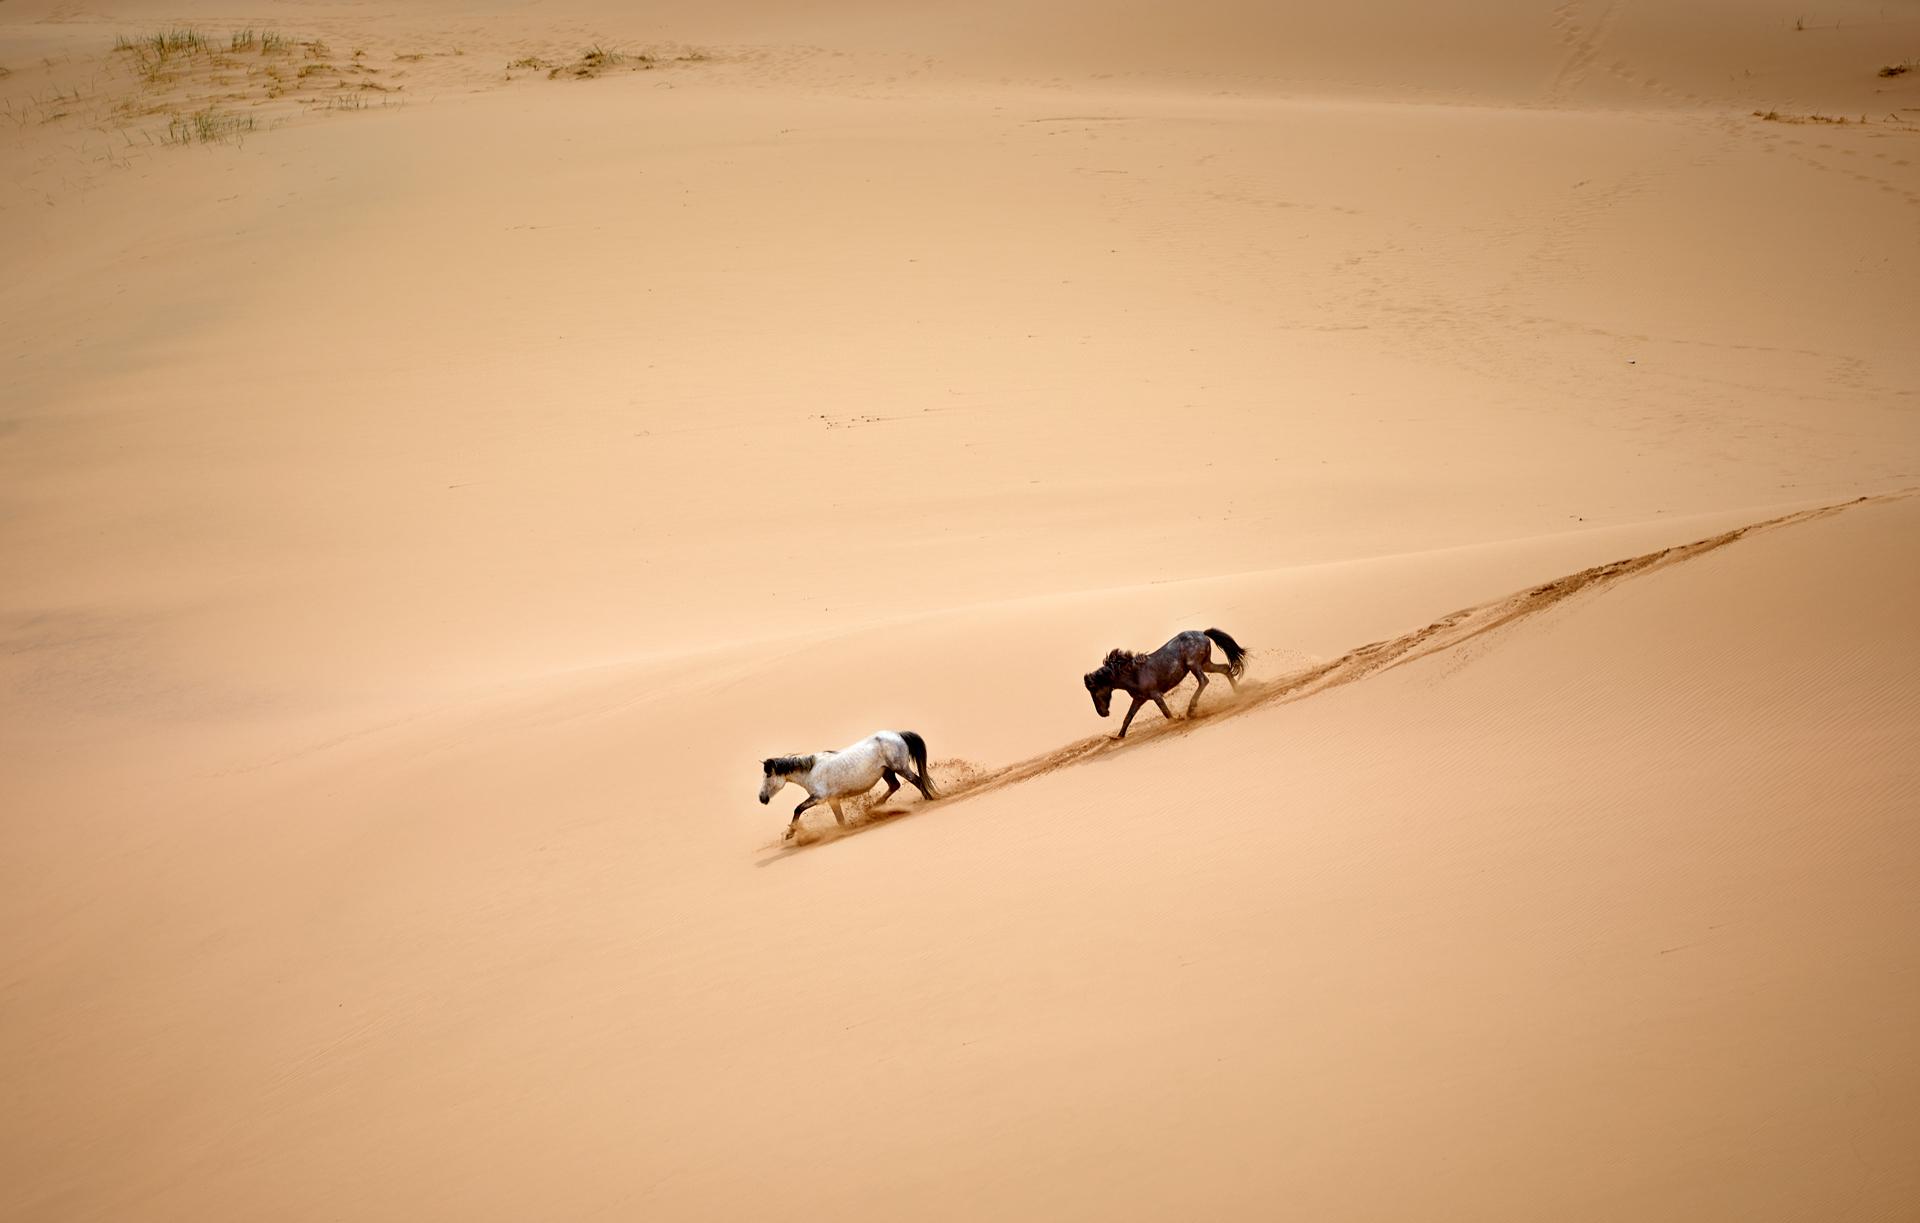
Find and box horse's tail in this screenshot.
[1204,627,1248,679]
[899,730,936,798]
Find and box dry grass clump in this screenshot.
[533,44,710,80]
[104,28,399,145]
[114,29,211,57]
[164,107,256,144]
[553,44,632,78]
[1753,110,1854,124]
[1880,60,1917,78]
[110,27,312,86]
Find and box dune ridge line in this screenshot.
[776,489,1910,851]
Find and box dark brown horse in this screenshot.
[1083,628,1248,738]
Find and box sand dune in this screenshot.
[806,494,1896,847]
[3,0,1918,1218]
[6,489,1914,1222]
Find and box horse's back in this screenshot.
[868,729,908,762]
[1166,629,1213,662]
[833,731,903,765]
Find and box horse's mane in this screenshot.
[1086,648,1136,686]
[763,754,816,775]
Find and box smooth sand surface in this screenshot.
[3,1,1918,1219]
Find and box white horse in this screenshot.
[759,730,936,838]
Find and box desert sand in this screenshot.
[3,1,1918,1219]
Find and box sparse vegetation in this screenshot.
[165,107,255,144]
[112,29,214,83]
[1753,110,1855,124]
[542,44,709,79]
[110,26,305,87]
[74,23,697,155]
[114,29,210,56]
[101,27,394,146]
[1880,60,1917,78]
[551,44,633,78]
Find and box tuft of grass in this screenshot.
[165,106,256,144]
[230,29,256,51]
[297,62,335,78]
[114,32,193,83]
[303,39,330,59]
[1880,60,1916,78]
[550,44,627,78]
[118,29,209,56]
[261,31,290,54]
[1753,109,1852,124]
[539,43,704,79]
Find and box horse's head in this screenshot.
[1083,669,1113,718]
[759,755,812,804]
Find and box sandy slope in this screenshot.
[3,0,1919,1219]
[6,494,1915,1223]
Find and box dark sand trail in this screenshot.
[767,491,1907,854]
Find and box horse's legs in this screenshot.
[1186,670,1209,717]
[880,769,902,803]
[904,766,935,800]
[1203,660,1240,691]
[1151,694,1174,721]
[1117,694,1146,738]
[829,799,848,828]
[787,794,821,838]
[886,744,935,800]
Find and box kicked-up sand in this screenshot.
[2,0,1917,1219]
